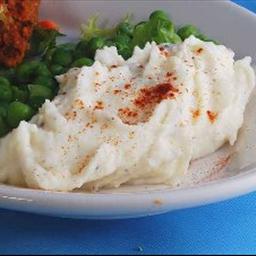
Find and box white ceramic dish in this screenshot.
[1,0,256,219]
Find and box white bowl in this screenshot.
[0,0,256,219]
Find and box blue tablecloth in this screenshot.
[1,1,256,255]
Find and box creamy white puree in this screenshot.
[0,36,254,191]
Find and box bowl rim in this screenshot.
[1,162,256,199]
[1,0,256,218]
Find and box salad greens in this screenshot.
[27,27,64,57]
[81,16,116,41]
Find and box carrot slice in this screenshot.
[38,20,59,30]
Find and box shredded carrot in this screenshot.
[38,20,59,30]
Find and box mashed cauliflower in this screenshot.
[0,36,254,191]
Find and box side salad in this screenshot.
[0,10,216,137]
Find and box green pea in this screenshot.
[118,47,132,60]
[50,64,66,76]
[0,115,9,137]
[33,76,58,91]
[36,62,51,77]
[113,34,132,59]
[33,76,59,95]
[132,21,151,48]
[28,84,54,109]
[16,61,51,84]
[0,66,6,76]
[117,22,134,36]
[87,37,106,57]
[208,39,219,45]
[58,43,76,50]
[0,82,13,102]
[52,48,73,67]
[153,32,181,45]
[177,25,200,40]
[44,47,56,64]
[0,102,8,118]
[134,21,147,29]
[71,58,94,68]
[150,10,169,21]
[172,33,182,44]
[0,68,15,83]
[19,84,30,92]
[73,40,88,59]
[7,70,16,84]
[7,101,34,128]
[115,34,131,45]
[105,39,115,47]
[150,18,175,44]
[16,61,39,83]
[196,33,209,41]
[0,77,10,86]
[12,86,28,103]
[196,33,218,44]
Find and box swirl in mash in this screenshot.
[0,36,254,191]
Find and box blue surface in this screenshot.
[1,1,256,255]
[1,192,256,255]
[234,0,256,13]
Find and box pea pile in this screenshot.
[0,10,215,137]
[80,10,216,60]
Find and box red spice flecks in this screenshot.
[65,111,77,121]
[73,99,85,110]
[68,135,73,142]
[160,50,170,58]
[118,108,138,118]
[85,122,94,128]
[94,101,104,110]
[153,199,163,206]
[206,110,218,123]
[191,109,201,122]
[75,154,92,174]
[113,89,121,95]
[159,47,171,57]
[118,108,139,125]
[100,123,109,130]
[166,72,173,77]
[196,48,204,54]
[134,83,178,109]
[199,155,231,184]
[124,83,131,90]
